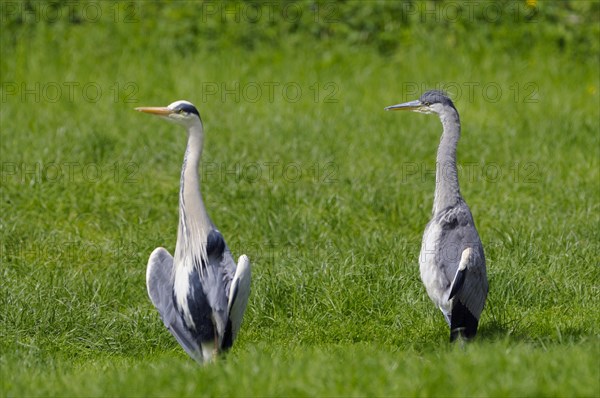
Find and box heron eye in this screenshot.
[177,109,185,114]
[424,101,431,106]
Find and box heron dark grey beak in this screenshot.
[135,106,173,116]
[384,100,422,111]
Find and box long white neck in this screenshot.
[175,121,212,264]
[433,106,462,214]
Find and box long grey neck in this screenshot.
[433,106,462,214]
[175,121,212,259]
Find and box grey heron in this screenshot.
[136,100,251,363]
[385,90,488,341]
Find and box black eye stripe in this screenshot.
[418,90,455,109]
[175,103,200,118]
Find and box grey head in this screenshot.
[385,90,456,115]
[135,100,202,127]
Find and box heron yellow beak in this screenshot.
[135,106,174,116]
[384,100,423,111]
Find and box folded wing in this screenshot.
[146,247,203,364]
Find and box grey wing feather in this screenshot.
[146,247,203,364]
[448,267,467,300]
[201,230,237,334]
[228,254,251,342]
[146,247,174,319]
[455,247,488,320]
[202,229,250,346]
[436,202,481,280]
[436,202,488,319]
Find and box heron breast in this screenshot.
[419,223,449,306]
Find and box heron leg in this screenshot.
[210,314,219,358]
[213,327,218,355]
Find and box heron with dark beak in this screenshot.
[386,90,488,341]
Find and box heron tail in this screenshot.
[449,300,479,342]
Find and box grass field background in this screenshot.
[1,1,599,396]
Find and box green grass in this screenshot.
[4,342,599,397]
[1,1,599,397]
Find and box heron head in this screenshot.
[385,90,455,115]
[135,100,201,127]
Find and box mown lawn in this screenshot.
[1,1,599,396]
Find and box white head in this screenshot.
[135,100,202,128]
